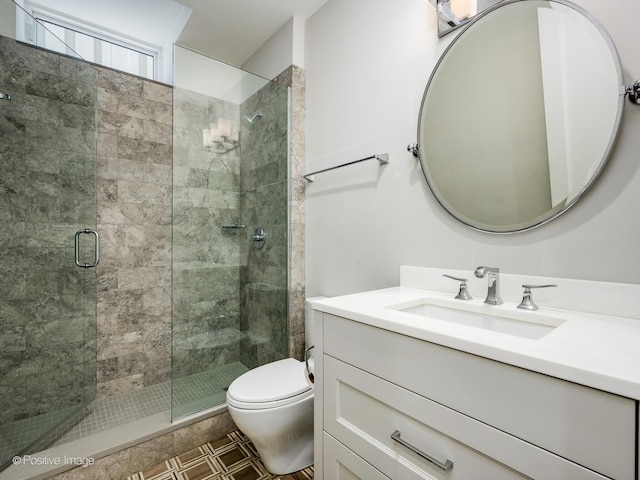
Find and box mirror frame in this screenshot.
[417,0,625,234]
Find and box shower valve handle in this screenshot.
[252,227,266,249]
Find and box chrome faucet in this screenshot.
[474,266,503,305]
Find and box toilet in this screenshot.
[225,298,323,474]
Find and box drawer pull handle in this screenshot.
[390,429,453,472]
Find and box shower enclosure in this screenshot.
[0,3,290,473]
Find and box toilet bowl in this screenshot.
[225,298,324,474]
[226,358,314,474]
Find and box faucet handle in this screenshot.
[443,274,472,300]
[517,284,557,311]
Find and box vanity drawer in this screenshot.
[324,433,391,480]
[323,313,636,480]
[324,355,610,480]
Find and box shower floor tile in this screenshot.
[172,362,249,420]
[53,362,248,446]
[126,430,314,480]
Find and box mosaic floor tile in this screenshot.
[126,431,313,480]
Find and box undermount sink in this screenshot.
[385,297,565,339]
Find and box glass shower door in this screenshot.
[0,32,98,470]
[171,46,290,419]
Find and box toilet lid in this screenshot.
[227,358,312,406]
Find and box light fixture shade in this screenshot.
[202,117,240,151]
[203,128,213,148]
[450,0,477,19]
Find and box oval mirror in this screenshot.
[417,0,624,233]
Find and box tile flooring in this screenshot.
[126,430,314,480]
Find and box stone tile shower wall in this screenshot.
[172,88,243,379]
[278,65,306,362]
[95,68,173,397]
[0,36,97,423]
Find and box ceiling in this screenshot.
[21,0,329,67]
[176,0,329,66]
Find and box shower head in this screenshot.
[242,111,263,130]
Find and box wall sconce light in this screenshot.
[203,117,239,153]
[428,0,500,37]
[449,0,477,20]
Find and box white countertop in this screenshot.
[312,285,640,401]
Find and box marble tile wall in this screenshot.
[278,65,307,362]
[95,67,173,397]
[0,36,98,424]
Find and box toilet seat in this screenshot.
[226,358,313,410]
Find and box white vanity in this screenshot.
[312,266,640,479]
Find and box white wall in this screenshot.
[243,15,305,78]
[174,45,269,103]
[304,0,640,298]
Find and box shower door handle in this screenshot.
[75,229,100,268]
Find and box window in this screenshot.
[14,0,192,84]
[34,18,156,80]
[15,0,160,81]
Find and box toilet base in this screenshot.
[258,436,313,475]
[227,395,314,475]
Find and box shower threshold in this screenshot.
[0,362,248,480]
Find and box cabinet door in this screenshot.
[324,433,390,480]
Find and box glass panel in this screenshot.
[171,46,289,419]
[0,29,97,471]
